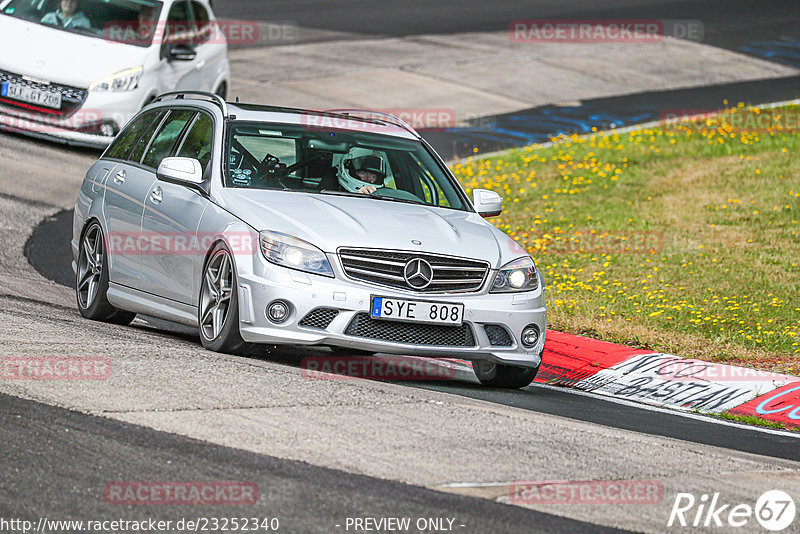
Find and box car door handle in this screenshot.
[195,60,206,71]
[150,186,163,204]
[113,170,126,184]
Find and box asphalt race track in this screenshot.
[3,1,800,533]
[22,208,800,463]
[2,392,631,533]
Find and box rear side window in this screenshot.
[129,112,168,164]
[177,113,214,170]
[104,111,163,162]
[141,110,195,169]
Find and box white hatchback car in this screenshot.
[0,0,229,146]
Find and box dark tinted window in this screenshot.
[190,1,211,44]
[141,110,195,169]
[177,113,214,170]
[1,0,163,47]
[104,111,162,161]
[164,1,192,44]
[129,111,168,164]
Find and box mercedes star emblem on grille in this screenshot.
[403,258,433,289]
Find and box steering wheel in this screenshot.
[373,187,424,203]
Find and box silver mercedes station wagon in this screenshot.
[72,92,547,388]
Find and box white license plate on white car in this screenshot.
[1,82,62,109]
[370,296,464,326]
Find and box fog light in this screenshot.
[267,300,290,323]
[100,122,117,137]
[521,325,540,348]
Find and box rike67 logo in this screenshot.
[668,490,796,531]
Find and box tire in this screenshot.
[198,243,248,354]
[76,221,136,325]
[473,360,539,389]
[215,82,228,100]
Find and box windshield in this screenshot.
[225,122,469,211]
[1,0,163,47]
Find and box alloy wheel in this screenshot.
[200,250,234,341]
[77,224,105,309]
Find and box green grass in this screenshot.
[717,411,799,431]
[451,105,800,373]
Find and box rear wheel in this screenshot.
[76,222,136,325]
[473,360,539,389]
[199,243,248,354]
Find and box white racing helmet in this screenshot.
[337,148,388,193]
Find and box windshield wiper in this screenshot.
[318,190,368,198]
[318,189,427,206]
[370,195,427,206]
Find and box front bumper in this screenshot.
[0,87,147,148]
[235,254,547,369]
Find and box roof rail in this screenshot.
[326,109,420,137]
[152,91,228,116]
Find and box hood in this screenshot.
[217,189,511,267]
[0,16,148,88]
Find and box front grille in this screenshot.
[345,313,476,347]
[0,69,88,117]
[484,324,513,346]
[339,248,489,293]
[298,308,339,330]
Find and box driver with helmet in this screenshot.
[336,148,388,195]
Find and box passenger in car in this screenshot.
[136,5,156,41]
[41,0,91,29]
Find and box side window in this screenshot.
[129,111,168,164]
[190,1,212,44]
[177,113,214,170]
[104,111,162,162]
[142,110,196,169]
[164,1,192,45]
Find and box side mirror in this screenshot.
[157,157,205,193]
[165,43,197,61]
[472,188,503,217]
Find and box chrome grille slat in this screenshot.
[340,254,406,267]
[339,248,489,293]
[432,265,486,272]
[346,267,406,282]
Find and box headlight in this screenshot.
[491,257,539,293]
[89,67,143,92]
[259,231,334,277]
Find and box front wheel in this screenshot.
[76,222,136,325]
[199,243,248,354]
[473,360,539,389]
